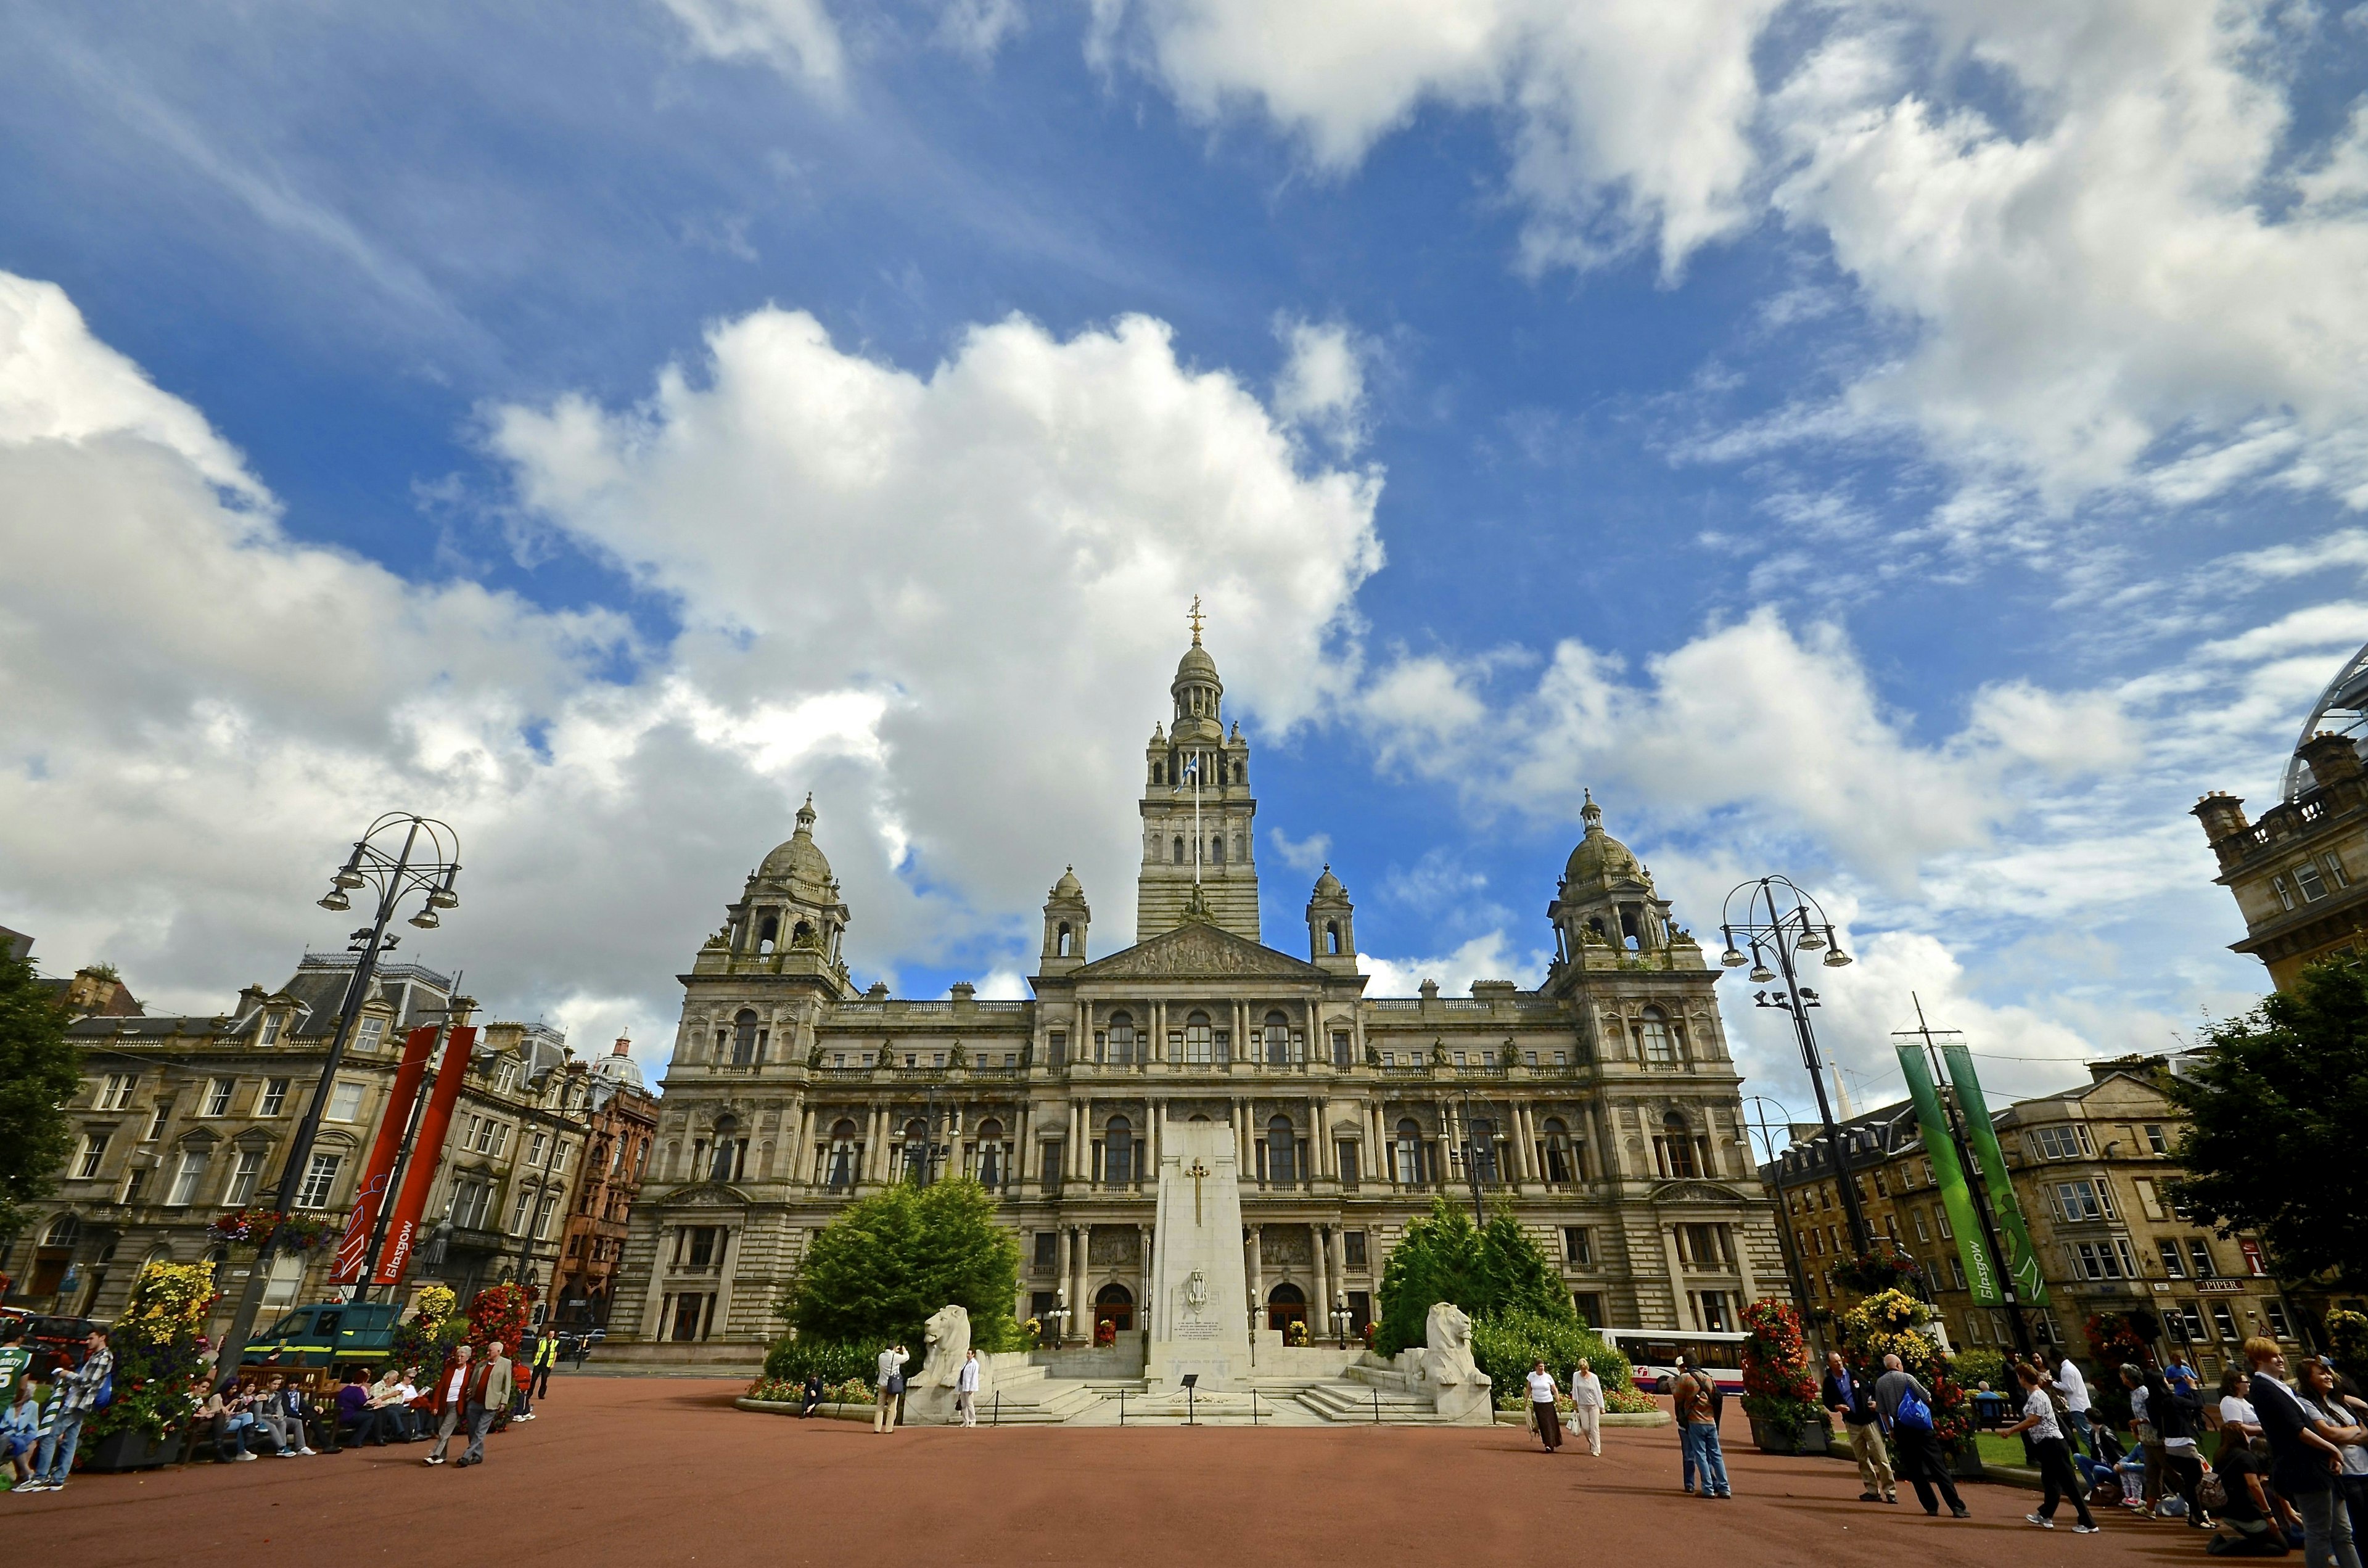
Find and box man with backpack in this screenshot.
[1672,1356,1731,1498]
[1877,1351,1970,1520]
[23,1327,111,1493]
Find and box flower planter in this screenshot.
[1946,1442,1986,1480]
[80,1427,186,1472]
[1749,1416,1833,1456]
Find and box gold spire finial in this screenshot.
[1188,594,1204,644]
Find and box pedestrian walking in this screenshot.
[424,1342,475,1466]
[1875,1352,1970,1519]
[25,1327,110,1493]
[530,1330,558,1405]
[957,1349,981,1428]
[874,1344,908,1434]
[2054,1352,2097,1458]
[513,1331,538,1420]
[799,1372,824,1418]
[2248,1336,2363,1568]
[1526,1361,1563,1452]
[1825,1350,1896,1503]
[457,1340,514,1466]
[2005,1362,2100,1533]
[1568,1361,1605,1457]
[1672,1357,1728,1496]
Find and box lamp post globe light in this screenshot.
[1719,876,1875,1261]
[211,813,462,1395]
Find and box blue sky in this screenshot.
[6,0,2368,1112]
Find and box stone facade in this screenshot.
[609,634,1780,1366]
[549,1038,660,1329]
[2195,729,2368,990]
[0,951,593,1336]
[1762,1057,2303,1378]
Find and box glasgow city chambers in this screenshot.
[608,628,1783,1365]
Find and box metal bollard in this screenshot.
[1118,1390,1125,1427]
[992,1390,1000,1428]
[1372,1386,1382,1425]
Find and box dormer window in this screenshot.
[260,1013,284,1046]
[356,1016,386,1053]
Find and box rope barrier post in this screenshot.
[1372,1385,1381,1424]
[992,1390,1000,1428]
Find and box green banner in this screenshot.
[1942,1041,2049,1306]
[1896,1045,2002,1306]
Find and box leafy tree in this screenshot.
[1375,1196,1574,1355]
[0,947,80,1242]
[1468,1309,1634,1409]
[778,1178,1021,1357]
[2166,954,2368,1289]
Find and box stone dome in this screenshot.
[1563,792,1645,886]
[757,795,834,889]
[1051,865,1085,899]
[1174,640,1220,688]
[1312,864,1346,898]
[590,1035,646,1093]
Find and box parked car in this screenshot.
[5,1312,105,1380]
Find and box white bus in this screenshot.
[1600,1328,1748,1396]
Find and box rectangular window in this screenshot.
[2144,1124,2169,1155]
[2296,860,2330,901]
[1950,1255,1968,1291]
[1336,1140,1360,1187]
[168,1149,209,1205]
[2159,1238,2187,1277]
[1563,1226,1592,1265]
[2055,1180,2111,1221]
[2033,1125,2084,1159]
[1912,1209,1930,1242]
[98,1073,137,1110]
[120,1166,147,1205]
[204,1078,236,1117]
[260,1014,284,1046]
[2172,1303,2206,1342]
[1553,1051,1567,1067]
[2134,1178,2165,1220]
[528,1131,549,1167]
[226,1149,263,1206]
[1033,1231,1058,1272]
[1047,1030,1066,1066]
[2211,1303,2240,1340]
[1344,1231,1368,1271]
[259,1079,289,1117]
[295,1153,342,1209]
[145,1102,173,1140]
[1572,1292,1604,1328]
[1040,1141,1064,1190]
[511,1188,536,1234]
[327,1081,364,1122]
[535,1194,559,1239]
[1873,1170,1889,1197]
[2240,1239,2267,1276]
[1333,1031,1353,1069]
[356,1016,386,1053]
[2187,1238,2216,1278]
[1524,1050,1538,1067]
[2325,851,2351,889]
[2265,1300,2292,1339]
[1937,1205,1953,1240]
[75,1131,110,1179]
[2115,1238,2141,1278]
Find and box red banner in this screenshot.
[374,1025,476,1287]
[330,1025,440,1284]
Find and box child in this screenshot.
[3,1374,51,1490]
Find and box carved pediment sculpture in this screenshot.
[1070,922,1323,980]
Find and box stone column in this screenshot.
[1056,1225,1073,1336]
[792,1102,815,1188]
[1137,1222,1153,1328]
[1313,1095,1331,1181]
[1144,1101,1159,1191]
[1246,1225,1264,1332]
[1068,1100,1085,1182]
[709,1226,741,1342]
[1072,1224,1092,1344]
[1311,1223,1330,1342]
[1661,1223,1694,1329]
[1513,1101,1537,1184]
[1150,999,1164,1066]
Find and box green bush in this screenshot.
[761,1337,891,1390]
[777,1178,1022,1354]
[1952,1347,2007,1390]
[1470,1308,1635,1410]
[1375,1196,1576,1356]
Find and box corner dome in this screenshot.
[1312,864,1346,898]
[1564,791,1645,886]
[1051,865,1084,899]
[757,794,834,889]
[590,1036,646,1093]
[1174,640,1220,688]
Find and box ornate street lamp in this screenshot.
[212,813,462,1394]
[1720,876,1873,1260]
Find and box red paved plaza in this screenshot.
[9,1378,2179,1566]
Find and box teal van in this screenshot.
[239,1302,404,1371]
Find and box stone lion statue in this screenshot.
[921,1303,971,1388]
[1415,1302,1492,1424]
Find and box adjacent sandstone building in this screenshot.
[608,631,1782,1367]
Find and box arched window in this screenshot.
[142,1244,175,1269]
[1639,1008,1677,1065]
[1172,836,1186,865]
[757,914,778,953]
[1659,1111,1700,1179]
[44,1213,80,1248]
[1325,921,1341,954]
[903,1117,932,1184]
[1394,1118,1424,1186]
[1233,761,1244,784]
[711,1115,742,1183]
[732,1009,760,1067]
[1264,1114,1299,1186]
[1151,762,1164,786]
[1210,834,1224,865]
[1107,1011,1137,1067]
[1057,922,1073,958]
[1466,1117,1500,1184]
[1264,1009,1291,1066]
[1267,1282,1306,1333]
[1095,1283,1134,1333]
[975,1118,1005,1189]
[1103,1115,1135,1185]
[1178,1009,1212,1064]
[826,1119,859,1192]
[792,920,814,948]
[1541,1116,1574,1184]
